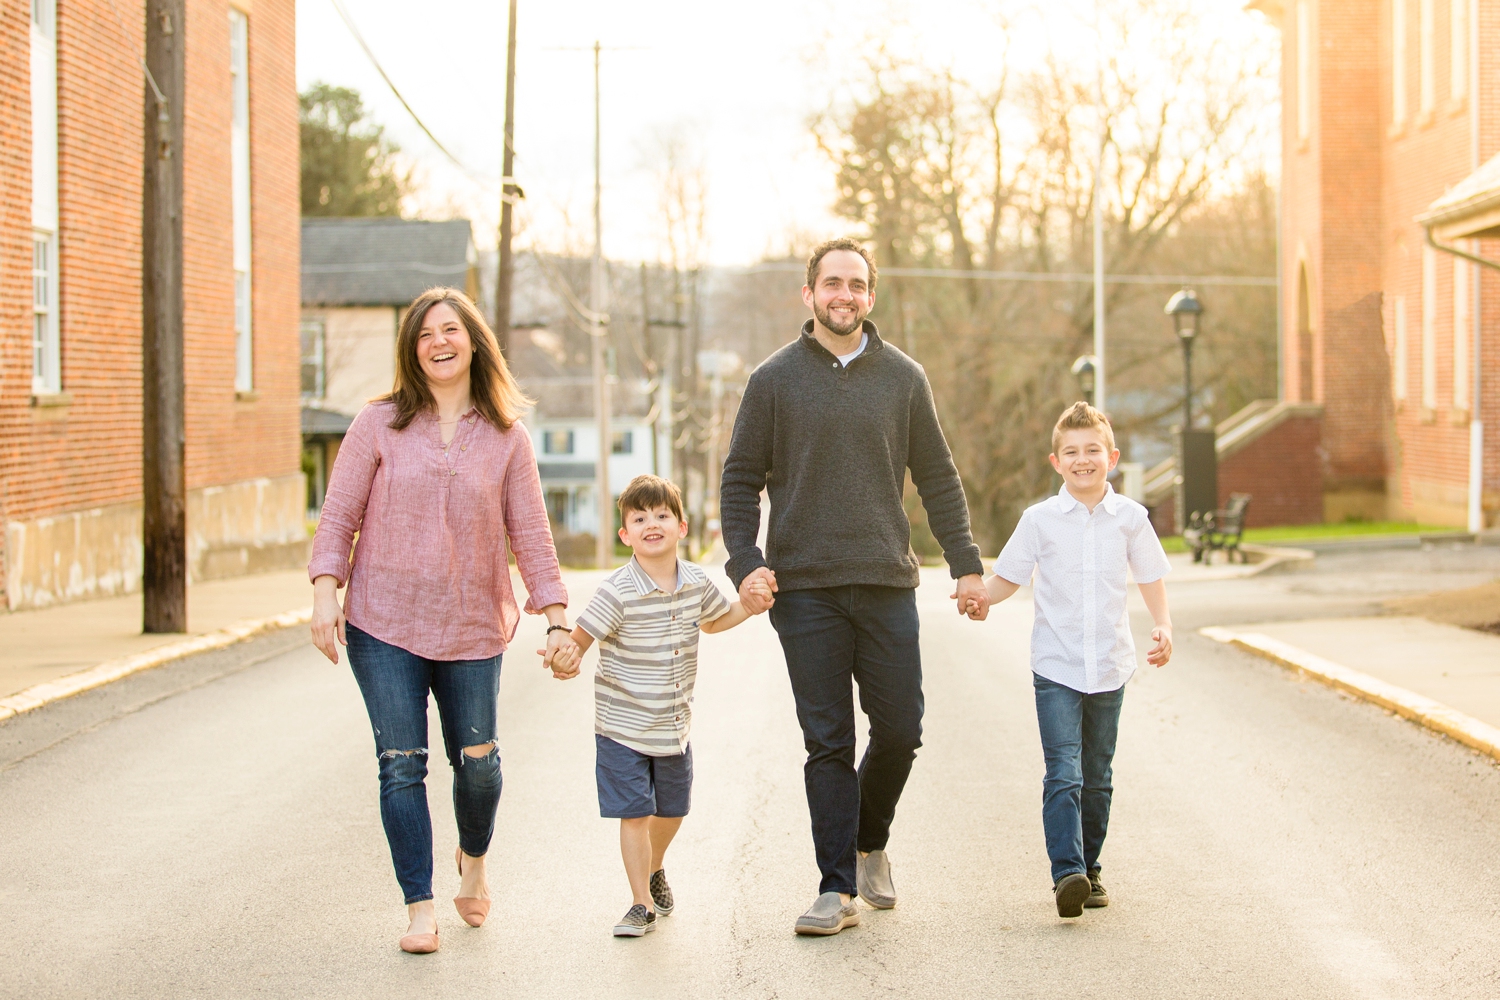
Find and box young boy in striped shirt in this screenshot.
[548,474,770,937]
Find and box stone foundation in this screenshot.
[4,472,308,610]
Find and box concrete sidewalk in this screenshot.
[0,569,314,701]
[1234,616,1500,730]
[1204,613,1500,762]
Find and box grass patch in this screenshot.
[1160,520,1465,552]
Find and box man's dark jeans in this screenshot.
[1032,673,1125,884]
[346,624,504,904]
[769,585,923,897]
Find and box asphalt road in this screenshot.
[3,556,1499,999]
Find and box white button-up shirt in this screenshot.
[993,484,1171,694]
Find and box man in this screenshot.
[721,237,990,936]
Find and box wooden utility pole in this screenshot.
[493,0,518,354]
[590,40,612,569]
[142,0,187,633]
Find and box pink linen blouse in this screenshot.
[308,400,568,661]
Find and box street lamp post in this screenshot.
[1071,355,1099,406]
[1165,289,1215,533]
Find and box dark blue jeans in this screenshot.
[346,624,503,904]
[1033,673,1125,883]
[769,585,923,897]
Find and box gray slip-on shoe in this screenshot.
[1054,872,1092,918]
[856,850,897,909]
[613,904,657,937]
[794,891,861,936]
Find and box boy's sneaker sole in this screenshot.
[1054,872,1091,918]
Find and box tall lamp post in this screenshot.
[1071,354,1099,406]
[1165,289,1215,532]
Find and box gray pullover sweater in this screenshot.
[720,320,983,592]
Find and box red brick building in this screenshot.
[1255,0,1499,527]
[0,0,302,609]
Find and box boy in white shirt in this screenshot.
[974,401,1173,917]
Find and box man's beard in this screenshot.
[813,299,866,337]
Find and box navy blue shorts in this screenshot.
[595,735,693,819]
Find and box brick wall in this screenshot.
[0,0,301,605]
[0,0,298,518]
[1315,1,1388,492]
[1147,404,1325,537]
[1217,409,1326,527]
[181,0,299,491]
[1273,0,1500,527]
[1381,0,1482,523]
[0,4,33,550]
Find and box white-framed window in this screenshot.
[300,318,326,400]
[1295,0,1311,143]
[1421,246,1437,409]
[543,429,575,455]
[32,232,59,394]
[1419,0,1435,115]
[230,8,254,392]
[1393,0,1408,125]
[611,430,633,455]
[1451,0,1467,100]
[31,0,58,396]
[1394,295,1409,401]
[1453,257,1470,409]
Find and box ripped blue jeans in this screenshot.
[346,624,503,904]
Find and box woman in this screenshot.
[309,287,570,954]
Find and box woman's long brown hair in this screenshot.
[380,287,532,431]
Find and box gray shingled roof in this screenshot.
[301,218,474,307]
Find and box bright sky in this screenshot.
[296,0,1279,266]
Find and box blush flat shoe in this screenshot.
[454,847,492,928]
[399,931,439,954]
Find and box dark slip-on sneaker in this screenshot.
[613,904,657,937]
[1054,872,1092,918]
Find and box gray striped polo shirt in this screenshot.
[576,557,731,756]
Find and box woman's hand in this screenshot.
[311,575,347,664]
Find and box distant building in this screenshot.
[299,217,478,510]
[0,0,304,609]
[501,254,662,551]
[1251,0,1498,527]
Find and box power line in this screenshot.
[328,0,500,188]
[739,261,1276,287]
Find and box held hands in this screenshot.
[1146,625,1173,667]
[950,573,990,621]
[537,628,581,680]
[739,567,778,615]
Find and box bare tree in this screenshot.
[812,0,1278,549]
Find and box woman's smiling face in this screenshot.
[416,302,474,390]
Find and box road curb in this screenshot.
[1200,625,1500,763]
[0,607,312,724]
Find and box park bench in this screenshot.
[1183,493,1252,564]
